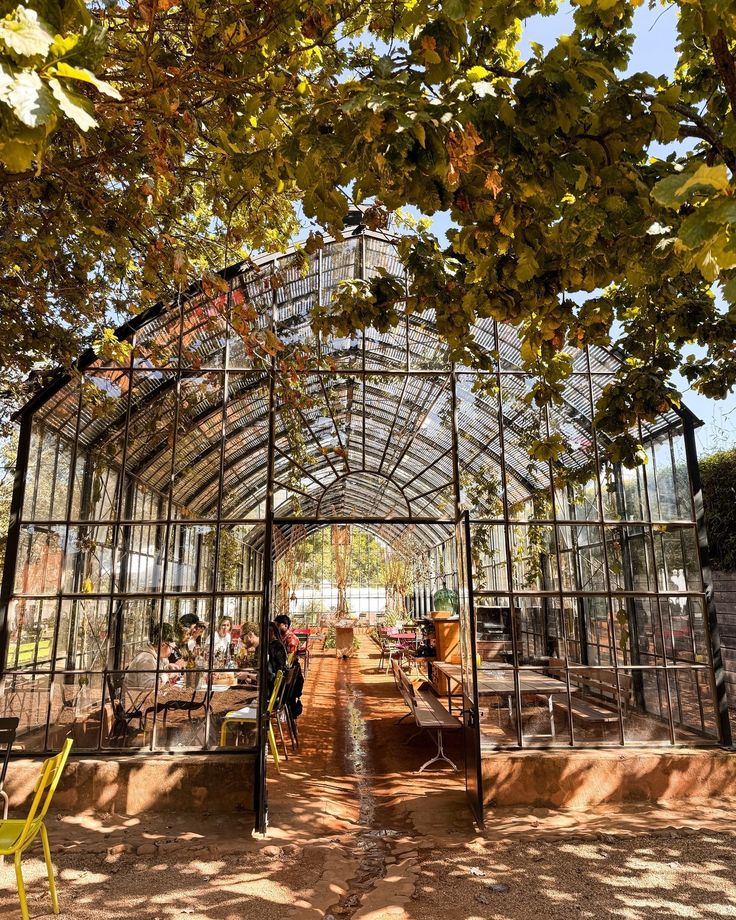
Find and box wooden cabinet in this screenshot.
[431,615,460,695]
[434,617,460,663]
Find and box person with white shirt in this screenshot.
[212,617,233,660]
[126,625,181,689]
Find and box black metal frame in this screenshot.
[0,223,731,835]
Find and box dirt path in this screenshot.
[2,640,736,919]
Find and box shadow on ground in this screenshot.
[2,640,736,920]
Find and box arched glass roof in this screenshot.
[20,220,686,548]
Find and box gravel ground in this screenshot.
[4,646,736,920]
[2,828,736,920]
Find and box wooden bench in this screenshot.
[391,659,461,771]
[547,660,632,735]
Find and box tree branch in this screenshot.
[710,29,736,114]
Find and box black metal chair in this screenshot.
[0,717,19,822]
[105,673,147,745]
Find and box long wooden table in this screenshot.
[432,661,576,738]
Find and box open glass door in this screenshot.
[456,510,484,827]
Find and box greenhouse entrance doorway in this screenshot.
[265,515,483,831]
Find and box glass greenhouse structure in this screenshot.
[0,216,730,827]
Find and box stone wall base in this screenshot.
[482,747,736,809]
[5,753,256,815]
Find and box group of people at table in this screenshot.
[126,614,300,697]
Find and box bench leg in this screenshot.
[418,730,457,772]
[397,711,413,724]
[405,727,424,745]
[548,695,555,739]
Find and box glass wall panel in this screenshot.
[14,525,65,596]
[653,525,702,593]
[119,524,164,594]
[4,598,63,671]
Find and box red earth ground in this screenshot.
[1,639,736,919]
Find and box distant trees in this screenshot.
[701,448,736,571]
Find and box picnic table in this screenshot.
[433,661,576,738]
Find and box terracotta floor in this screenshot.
[1,640,736,920]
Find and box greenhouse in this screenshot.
[0,214,730,828]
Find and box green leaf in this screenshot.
[52,62,121,99]
[467,65,489,82]
[0,137,33,171]
[652,163,731,209]
[49,76,96,131]
[0,6,54,59]
[516,248,539,282]
[679,210,718,249]
[721,276,736,305]
[7,69,54,127]
[724,114,736,149]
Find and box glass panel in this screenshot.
[169,375,225,519]
[539,598,582,663]
[654,525,702,592]
[605,525,653,592]
[64,597,112,672]
[583,596,614,666]
[509,525,552,592]
[474,595,512,663]
[49,672,105,751]
[0,672,52,751]
[604,463,647,523]
[478,663,519,750]
[521,665,572,746]
[22,424,75,522]
[64,525,115,594]
[620,668,672,744]
[469,525,507,592]
[513,597,547,664]
[119,524,164,594]
[165,524,215,594]
[660,596,709,664]
[569,524,606,592]
[220,373,270,520]
[668,669,718,742]
[14,525,65,596]
[4,598,61,671]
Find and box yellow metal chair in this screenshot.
[219,672,283,772]
[0,738,73,920]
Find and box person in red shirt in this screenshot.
[274,614,299,657]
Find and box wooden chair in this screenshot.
[0,738,73,920]
[219,671,284,772]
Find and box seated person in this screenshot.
[126,624,182,689]
[243,624,259,655]
[237,622,286,695]
[212,617,233,659]
[274,614,299,657]
[267,621,288,692]
[184,620,207,656]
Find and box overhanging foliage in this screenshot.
[2,0,736,465]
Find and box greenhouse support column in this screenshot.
[682,415,732,747]
[612,466,646,711]
[0,413,32,679]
